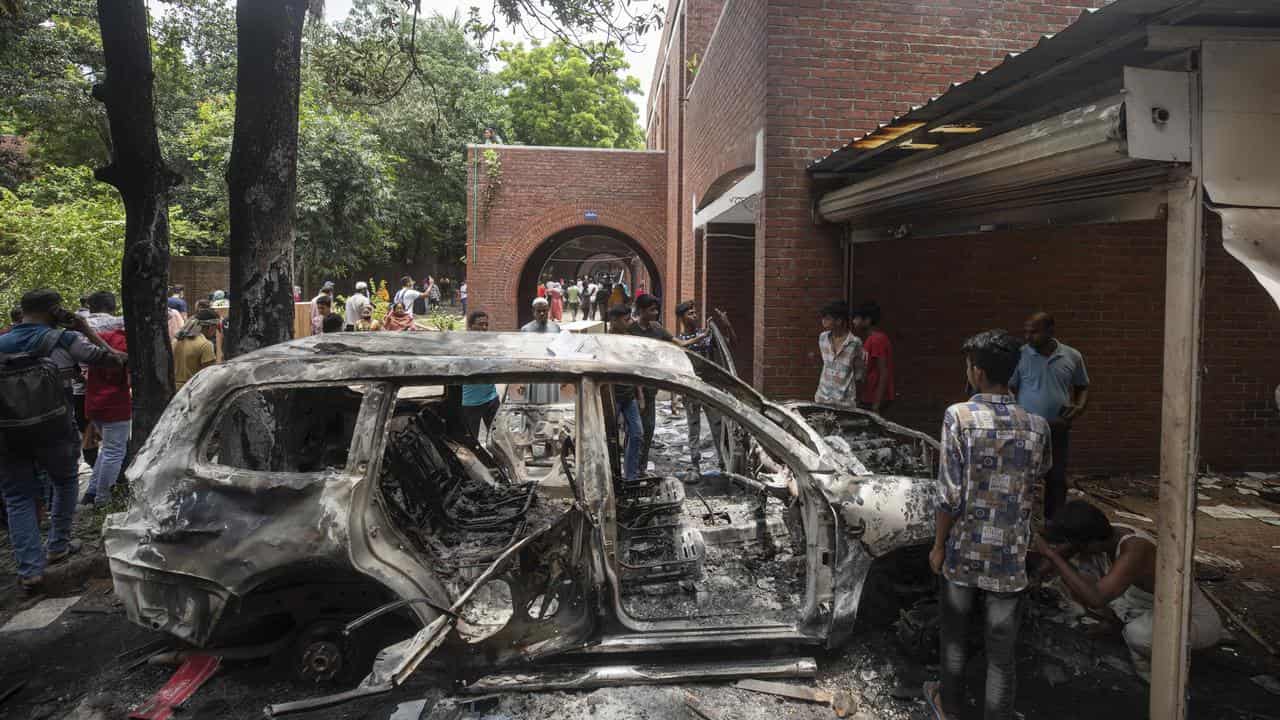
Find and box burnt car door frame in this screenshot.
[356,373,601,671]
[579,374,843,646]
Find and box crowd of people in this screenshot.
[535,275,628,323]
[302,275,468,335]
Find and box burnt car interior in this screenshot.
[377,380,583,648]
[601,382,809,629]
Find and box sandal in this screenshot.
[922,680,949,720]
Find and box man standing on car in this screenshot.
[1010,311,1089,520]
[461,311,501,441]
[925,330,1051,720]
[628,294,673,477]
[0,289,126,594]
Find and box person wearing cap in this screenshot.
[345,281,371,331]
[521,297,561,403]
[174,309,221,390]
[851,301,895,415]
[0,289,125,594]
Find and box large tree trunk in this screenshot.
[224,0,308,357]
[94,0,178,449]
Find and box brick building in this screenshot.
[468,0,1280,471]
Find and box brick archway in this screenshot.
[465,145,667,330]
[513,225,664,327]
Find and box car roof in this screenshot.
[228,330,699,378]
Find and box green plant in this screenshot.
[427,309,462,331]
[480,146,502,220]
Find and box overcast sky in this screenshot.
[322,0,661,129]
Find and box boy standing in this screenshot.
[851,301,895,415]
[815,300,863,410]
[926,330,1051,720]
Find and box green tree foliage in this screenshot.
[0,166,193,313]
[0,0,652,300]
[0,0,109,166]
[295,98,397,277]
[496,39,642,148]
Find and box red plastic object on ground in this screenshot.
[128,654,221,720]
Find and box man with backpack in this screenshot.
[0,289,125,594]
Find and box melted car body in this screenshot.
[104,332,939,682]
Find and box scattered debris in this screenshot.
[128,654,220,720]
[388,698,429,720]
[1194,549,1244,573]
[1201,586,1279,656]
[1113,511,1152,523]
[0,680,25,709]
[1252,675,1280,696]
[684,692,724,720]
[1244,581,1273,593]
[0,595,82,633]
[463,657,818,693]
[734,678,833,703]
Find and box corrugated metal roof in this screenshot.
[808,0,1280,176]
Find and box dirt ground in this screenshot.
[4,444,1280,718]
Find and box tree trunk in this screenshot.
[224,0,308,357]
[94,0,178,450]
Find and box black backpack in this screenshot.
[0,328,68,428]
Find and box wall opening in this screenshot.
[517,225,664,327]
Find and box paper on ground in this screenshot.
[1199,505,1280,520]
[1,595,82,633]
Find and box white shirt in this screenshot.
[393,287,421,315]
[344,292,370,327]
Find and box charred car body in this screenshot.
[104,332,938,695]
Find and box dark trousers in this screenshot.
[940,579,1023,720]
[461,397,500,442]
[1045,424,1070,520]
[638,389,657,476]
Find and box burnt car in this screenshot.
[104,331,938,702]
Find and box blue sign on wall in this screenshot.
[584,211,599,221]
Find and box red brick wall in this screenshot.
[466,145,667,330]
[759,0,1109,397]
[848,220,1280,473]
[685,0,766,206]
[704,226,757,382]
[168,256,230,307]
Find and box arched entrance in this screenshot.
[516,225,663,327]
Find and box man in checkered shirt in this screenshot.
[924,329,1051,720]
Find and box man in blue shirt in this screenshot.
[1,289,125,594]
[461,312,500,441]
[1009,311,1090,520]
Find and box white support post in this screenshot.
[1148,59,1205,718]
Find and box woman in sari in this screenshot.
[381,302,417,332]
